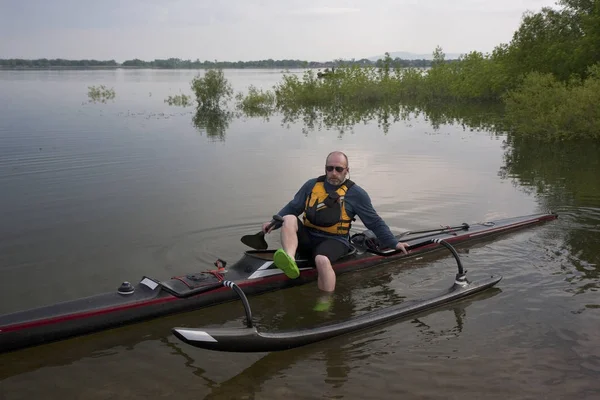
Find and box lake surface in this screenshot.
[1,69,599,399]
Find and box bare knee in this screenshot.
[315,255,332,272]
[282,215,298,231]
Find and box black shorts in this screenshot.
[296,217,350,263]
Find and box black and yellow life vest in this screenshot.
[303,176,355,235]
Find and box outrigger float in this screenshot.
[0,212,557,353]
[173,238,501,352]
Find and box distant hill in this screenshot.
[366,51,463,61]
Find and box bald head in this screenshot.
[325,151,348,168]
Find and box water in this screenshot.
[0,69,599,399]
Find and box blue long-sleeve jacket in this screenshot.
[276,177,399,249]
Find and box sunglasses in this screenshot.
[326,166,346,173]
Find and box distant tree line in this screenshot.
[0,59,119,68]
[0,57,435,69]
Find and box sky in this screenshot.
[0,0,560,62]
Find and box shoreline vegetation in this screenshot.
[229,0,599,141]
[0,58,435,70]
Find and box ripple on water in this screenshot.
[150,221,279,274]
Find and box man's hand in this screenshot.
[395,242,409,255]
[262,221,275,234]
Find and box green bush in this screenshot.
[191,69,233,110]
[235,85,275,116]
[87,85,116,103]
[504,64,600,140]
[164,93,193,107]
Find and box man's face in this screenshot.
[325,154,348,186]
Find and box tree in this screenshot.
[503,1,600,81]
[191,69,233,110]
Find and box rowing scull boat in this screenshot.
[0,212,557,353]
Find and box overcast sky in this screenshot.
[0,0,559,62]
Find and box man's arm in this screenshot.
[276,178,315,217]
[263,179,314,233]
[349,186,399,249]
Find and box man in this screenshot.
[262,151,409,310]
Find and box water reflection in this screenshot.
[160,337,217,386]
[0,298,256,381]
[499,137,600,293]
[499,138,600,208]
[169,93,506,138]
[199,289,499,399]
[278,100,506,136]
[191,107,233,141]
[198,340,352,399]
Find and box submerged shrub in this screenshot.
[87,85,116,103]
[164,93,193,107]
[235,85,275,116]
[191,69,233,110]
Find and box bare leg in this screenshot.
[280,215,299,258]
[315,255,336,292]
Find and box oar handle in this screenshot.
[266,214,284,231]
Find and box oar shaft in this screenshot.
[399,223,469,237]
[394,225,468,243]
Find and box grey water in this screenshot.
[0,69,599,399]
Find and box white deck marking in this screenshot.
[176,329,217,342]
[247,260,311,280]
[140,277,159,290]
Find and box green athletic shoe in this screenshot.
[273,249,300,279]
[313,293,333,312]
[313,299,332,312]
